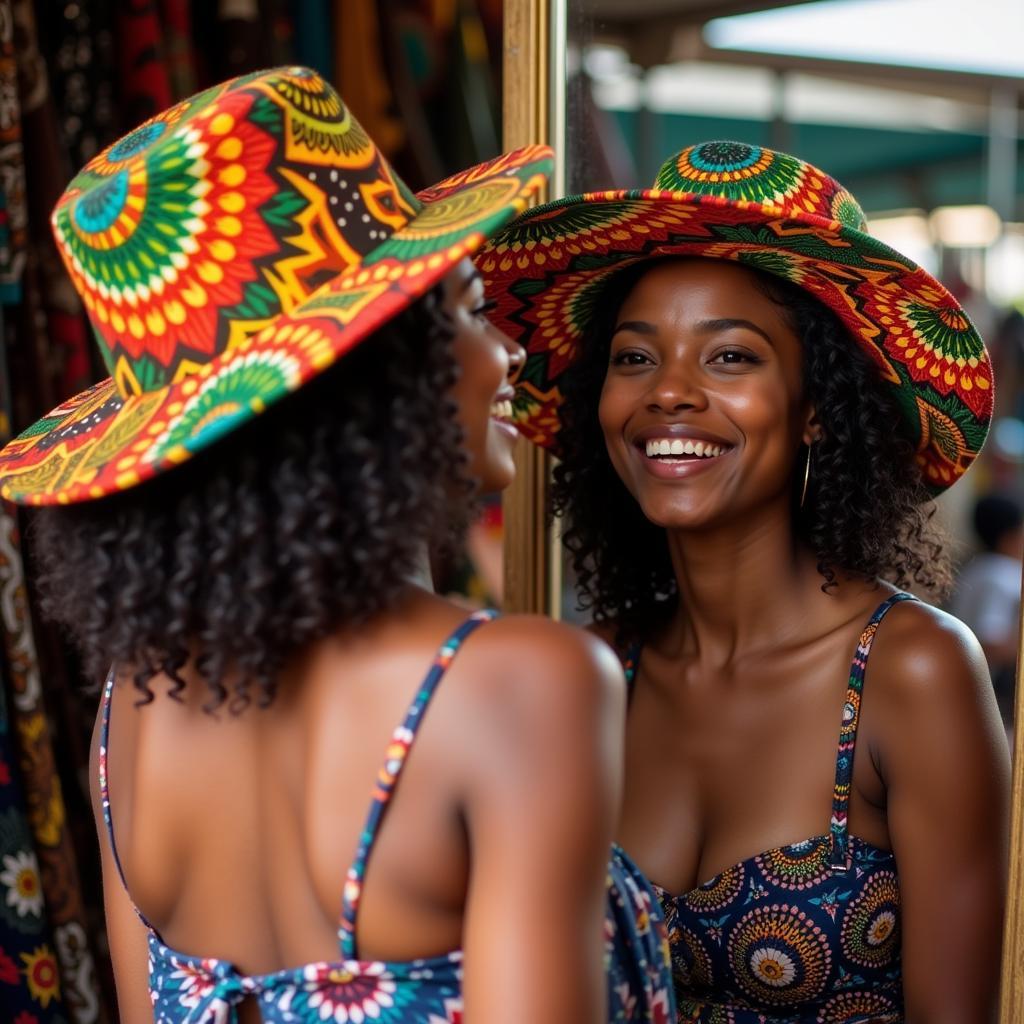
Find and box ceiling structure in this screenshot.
[569,0,1023,217]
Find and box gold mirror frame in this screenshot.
[1001,612,1024,1019]
[501,0,562,617]
[500,2,1022,1013]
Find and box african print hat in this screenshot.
[476,140,992,493]
[0,67,552,505]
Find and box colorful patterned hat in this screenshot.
[476,140,992,493]
[0,67,552,505]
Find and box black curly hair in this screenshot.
[551,257,950,644]
[29,287,473,712]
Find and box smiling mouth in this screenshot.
[641,437,730,461]
[490,399,514,423]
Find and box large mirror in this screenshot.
[503,0,1024,1015]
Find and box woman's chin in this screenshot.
[479,462,516,495]
[638,496,725,532]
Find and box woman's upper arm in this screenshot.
[456,618,626,1024]
[873,608,1010,1023]
[89,703,154,1022]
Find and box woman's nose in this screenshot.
[504,335,526,382]
[646,363,708,413]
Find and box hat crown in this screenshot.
[52,67,420,398]
[654,141,868,233]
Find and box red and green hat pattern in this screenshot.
[476,140,992,493]
[0,67,552,505]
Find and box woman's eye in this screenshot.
[710,349,759,365]
[471,299,497,320]
[610,350,651,367]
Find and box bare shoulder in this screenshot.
[444,614,627,806]
[867,596,996,719]
[471,610,622,700]
[459,613,625,714]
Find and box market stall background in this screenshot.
[0,1,1021,1021]
[0,2,502,1020]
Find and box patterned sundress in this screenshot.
[100,610,676,1023]
[623,593,913,1023]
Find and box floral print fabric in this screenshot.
[625,594,913,1023]
[101,611,676,1023]
[0,676,67,1023]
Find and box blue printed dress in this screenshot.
[623,594,913,1023]
[99,610,676,1023]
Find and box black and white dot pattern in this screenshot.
[37,394,123,451]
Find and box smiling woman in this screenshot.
[600,261,811,538]
[554,255,951,641]
[448,267,524,495]
[478,140,1010,1023]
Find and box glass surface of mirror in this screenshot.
[557,2,1024,709]
[548,2,1024,1017]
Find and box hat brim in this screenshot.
[0,145,552,505]
[476,188,992,494]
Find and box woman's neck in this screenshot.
[662,495,824,665]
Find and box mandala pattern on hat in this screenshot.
[477,141,992,493]
[56,93,280,391]
[254,66,376,167]
[0,66,554,505]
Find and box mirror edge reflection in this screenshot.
[1000,571,1024,1021]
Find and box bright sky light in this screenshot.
[705,0,1024,79]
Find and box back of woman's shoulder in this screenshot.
[456,613,625,717]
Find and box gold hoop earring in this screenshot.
[800,445,812,509]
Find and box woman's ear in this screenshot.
[802,406,823,446]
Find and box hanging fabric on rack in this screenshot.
[0,310,68,1023]
[115,0,171,127]
[0,5,112,1021]
[218,0,263,79]
[335,0,405,163]
[296,0,333,78]
[42,1,117,170]
[0,653,67,1024]
[158,0,197,100]
[0,508,109,1024]
[0,0,27,305]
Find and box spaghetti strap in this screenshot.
[338,609,498,959]
[98,668,156,931]
[622,642,641,690]
[829,592,916,868]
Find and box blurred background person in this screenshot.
[950,493,1024,729]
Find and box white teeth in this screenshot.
[643,438,728,459]
[491,400,514,420]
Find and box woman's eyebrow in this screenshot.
[695,317,773,345]
[612,320,658,337]
[612,317,774,345]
